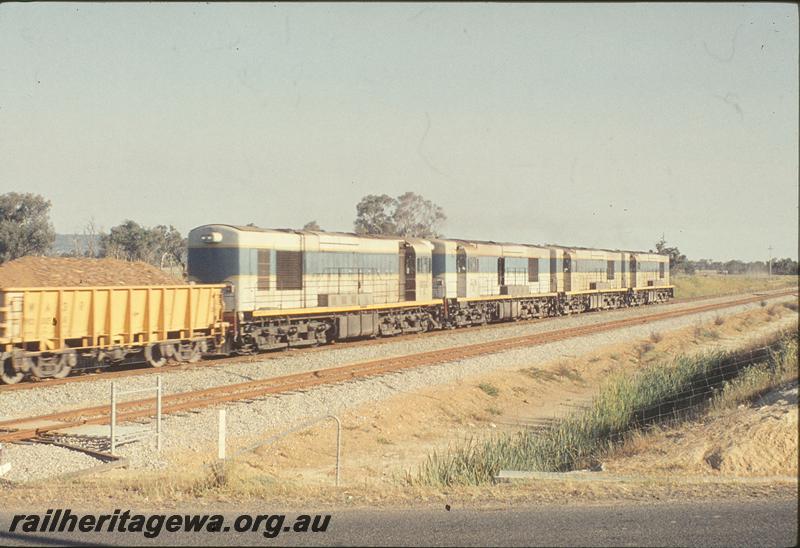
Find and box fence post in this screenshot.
[218,409,226,460]
[327,415,342,487]
[110,382,117,455]
[156,376,162,452]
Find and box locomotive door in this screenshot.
[620,252,627,288]
[398,247,405,301]
[404,246,416,301]
[563,253,572,292]
[549,250,558,293]
[629,256,637,289]
[456,248,467,298]
[497,257,505,287]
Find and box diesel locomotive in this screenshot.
[187,224,672,354]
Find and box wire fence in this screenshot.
[412,328,798,485]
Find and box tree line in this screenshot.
[652,235,798,275]
[0,191,796,276]
[0,191,447,268]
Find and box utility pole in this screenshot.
[768,246,773,277]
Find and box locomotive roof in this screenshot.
[198,225,666,257]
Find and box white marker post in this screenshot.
[0,443,10,477]
[217,409,226,460]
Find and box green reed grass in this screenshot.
[413,327,797,487]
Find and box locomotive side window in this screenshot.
[528,258,539,282]
[468,257,480,272]
[276,250,303,290]
[659,262,665,279]
[606,260,615,280]
[257,249,270,290]
[416,257,431,273]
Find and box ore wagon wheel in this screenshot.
[144,343,167,367]
[51,350,77,379]
[0,356,23,385]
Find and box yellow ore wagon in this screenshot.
[0,284,226,384]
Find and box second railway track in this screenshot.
[0,289,795,443]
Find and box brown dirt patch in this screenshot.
[0,256,182,287]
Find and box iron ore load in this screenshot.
[0,227,671,384]
[186,224,672,354]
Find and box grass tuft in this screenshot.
[478,382,499,397]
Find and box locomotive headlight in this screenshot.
[200,231,223,243]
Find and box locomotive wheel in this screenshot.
[1,357,23,385]
[144,343,167,367]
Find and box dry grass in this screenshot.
[555,363,584,383]
[671,274,797,300]
[478,382,499,397]
[520,367,558,382]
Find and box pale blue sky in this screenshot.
[0,3,797,261]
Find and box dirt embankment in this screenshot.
[606,381,798,478]
[0,256,182,287]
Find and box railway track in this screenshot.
[0,289,795,444]
[0,288,794,394]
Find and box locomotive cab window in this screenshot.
[276,250,303,290]
[659,262,665,279]
[607,260,615,280]
[257,249,270,290]
[528,258,539,282]
[468,257,480,273]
